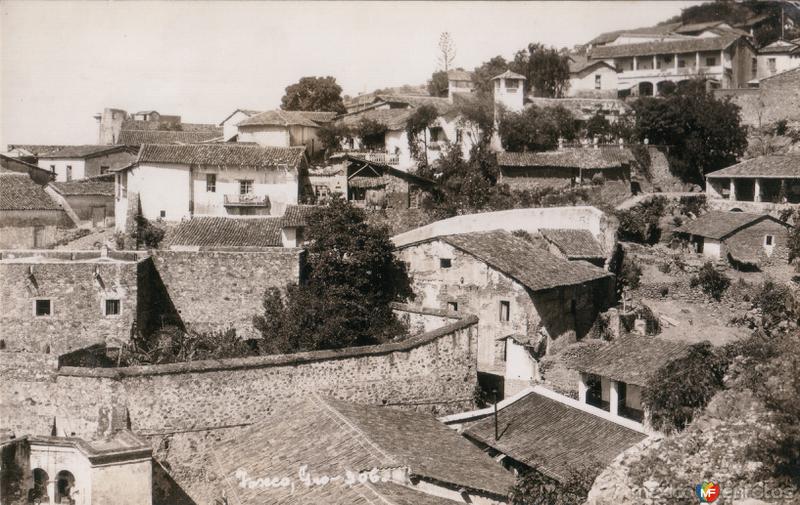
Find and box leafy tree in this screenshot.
[133,215,166,249]
[253,198,412,353]
[614,196,667,244]
[354,118,388,150]
[438,32,457,71]
[281,76,346,114]
[427,70,450,98]
[510,43,571,98]
[406,104,440,165]
[123,326,256,365]
[498,105,577,152]
[317,122,352,156]
[472,55,509,94]
[690,262,731,301]
[643,342,727,433]
[584,112,612,141]
[632,79,747,184]
[509,463,601,505]
[455,91,496,147]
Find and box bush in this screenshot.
[509,463,602,505]
[658,262,671,274]
[754,279,795,328]
[619,256,643,291]
[659,286,670,298]
[134,215,166,249]
[643,342,727,432]
[691,262,731,301]
[678,195,707,217]
[615,196,667,244]
[775,119,788,136]
[591,172,605,186]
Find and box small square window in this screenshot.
[105,299,121,316]
[500,300,510,322]
[447,301,458,312]
[440,258,452,268]
[206,174,216,193]
[35,299,51,317]
[705,57,716,67]
[594,74,602,89]
[66,166,73,181]
[100,165,110,175]
[765,235,774,246]
[160,210,166,218]
[239,179,254,195]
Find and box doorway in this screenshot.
[91,206,106,227]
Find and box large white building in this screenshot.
[113,143,307,232]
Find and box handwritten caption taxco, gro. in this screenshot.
[233,465,392,494]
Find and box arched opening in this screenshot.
[638,81,654,97]
[54,470,75,504]
[656,80,676,96]
[28,468,49,504]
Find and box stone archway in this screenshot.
[55,470,75,504]
[28,468,49,504]
[638,81,654,97]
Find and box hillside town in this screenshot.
[2,1,800,504]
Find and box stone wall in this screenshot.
[150,249,304,338]
[714,67,800,127]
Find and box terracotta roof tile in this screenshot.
[540,229,605,259]
[498,148,634,170]
[675,211,787,240]
[570,335,693,387]
[0,172,62,211]
[137,143,306,168]
[464,391,647,481]
[438,230,612,292]
[117,129,222,146]
[447,69,472,81]
[166,216,285,248]
[492,70,526,80]
[237,110,336,128]
[51,180,114,196]
[338,108,414,131]
[281,204,319,227]
[705,154,800,178]
[37,145,128,159]
[589,33,740,59]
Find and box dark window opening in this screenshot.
[160,210,166,218]
[100,165,110,174]
[447,301,458,312]
[499,300,510,322]
[206,174,216,193]
[105,299,121,316]
[440,258,452,268]
[765,235,774,246]
[35,299,51,317]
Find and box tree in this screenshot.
[317,122,351,156]
[584,112,612,141]
[509,464,602,505]
[253,198,413,353]
[632,81,747,185]
[510,43,571,98]
[690,262,731,301]
[438,32,456,71]
[472,55,509,95]
[406,104,440,166]
[281,76,346,114]
[354,118,388,150]
[498,105,577,152]
[455,91,496,147]
[427,70,449,98]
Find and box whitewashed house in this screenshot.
[219,108,263,141]
[113,143,307,232]
[37,145,136,182]
[234,110,337,158]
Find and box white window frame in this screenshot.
[33,298,53,318]
[206,173,216,193]
[239,179,254,195]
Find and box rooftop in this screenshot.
[498,148,634,170]
[705,154,800,179]
[37,145,129,160]
[338,108,414,131]
[165,216,286,248]
[589,33,741,59]
[540,228,605,259]
[492,70,526,81]
[570,334,694,387]
[237,109,337,128]
[676,211,787,240]
[431,230,612,292]
[0,172,62,211]
[133,143,306,168]
[50,179,114,196]
[117,129,223,146]
[464,390,647,481]
[447,68,473,81]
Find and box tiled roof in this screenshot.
[673,21,727,33]
[492,70,526,80]
[208,395,514,505]
[570,335,693,387]
[338,108,414,131]
[759,41,800,54]
[136,143,306,168]
[282,204,319,227]
[589,33,740,59]
[36,145,127,159]
[121,119,221,134]
[237,110,337,128]
[526,97,633,121]
[676,211,786,240]
[439,230,612,292]
[165,216,285,248]
[540,228,605,259]
[705,154,800,178]
[374,94,454,113]
[51,180,114,196]
[569,54,616,74]
[0,172,62,211]
[587,22,682,46]
[117,129,223,146]
[447,69,472,81]
[498,148,634,170]
[464,391,647,481]
[6,144,68,157]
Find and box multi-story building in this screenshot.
[37,145,136,182]
[756,39,800,79]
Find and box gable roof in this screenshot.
[208,395,514,504]
[0,172,63,211]
[338,108,414,131]
[492,70,526,80]
[570,335,694,387]
[568,54,617,74]
[338,154,436,188]
[705,154,800,179]
[589,33,741,59]
[117,129,224,146]
[498,148,634,170]
[675,210,788,240]
[464,390,647,481]
[50,180,114,197]
[429,230,612,292]
[758,39,800,54]
[281,204,319,227]
[587,22,682,46]
[218,108,263,125]
[237,110,338,128]
[540,228,605,259]
[166,216,285,248]
[135,143,306,168]
[36,145,129,160]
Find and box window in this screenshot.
[206,174,216,193]
[751,57,758,77]
[66,166,72,181]
[505,79,519,91]
[440,258,452,268]
[594,74,602,89]
[447,301,458,312]
[768,58,777,73]
[705,57,716,67]
[160,210,166,218]
[455,129,463,144]
[499,300,510,322]
[100,165,110,175]
[765,235,774,246]
[104,299,121,316]
[35,299,52,317]
[49,165,55,173]
[239,179,253,195]
[678,59,686,68]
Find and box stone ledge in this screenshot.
[58,315,478,379]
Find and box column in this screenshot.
[609,380,620,416]
[730,179,737,201]
[754,178,762,203]
[653,55,657,70]
[674,54,678,72]
[696,51,700,71]
[578,373,589,404]
[633,56,638,71]
[47,480,56,504]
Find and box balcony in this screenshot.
[334,151,401,166]
[618,65,724,80]
[223,193,270,207]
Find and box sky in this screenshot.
[0,0,704,147]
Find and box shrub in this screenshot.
[637,303,661,335]
[619,256,643,291]
[615,196,666,244]
[678,195,707,217]
[643,342,727,432]
[134,215,166,249]
[691,262,730,301]
[591,172,605,186]
[659,286,670,298]
[754,279,795,328]
[775,119,788,136]
[658,262,671,274]
[509,463,602,505]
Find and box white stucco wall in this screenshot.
[493,78,525,112]
[567,65,620,97]
[123,163,192,222]
[192,165,298,216]
[222,110,252,141]
[757,53,800,80]
[702,238,722,259]
[39,159,86,182]
[505,339,537,382]
[237,126,290,147]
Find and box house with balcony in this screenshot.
[587,33,757,96]
[113,143,307,233]
[705,154,800,212]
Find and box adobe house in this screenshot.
[705,154,800,211]
[49,176,115,228]
[0,171,71,249]
[675,210,791,268]
[395,229,615,377]
[36,145,136,182]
